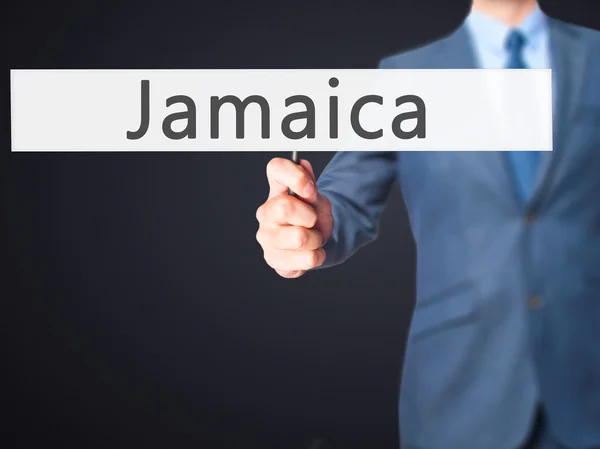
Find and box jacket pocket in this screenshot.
[409,280,478,341]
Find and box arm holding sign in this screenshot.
[255,150,398,277]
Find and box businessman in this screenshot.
[255,1,600,448]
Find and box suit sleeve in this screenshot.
[316,149,398,268]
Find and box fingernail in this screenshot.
[302,181,315,197]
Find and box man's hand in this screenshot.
[256,157,334,278]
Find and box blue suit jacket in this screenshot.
[316,18,600,449]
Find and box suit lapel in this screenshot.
[529,19,587,206]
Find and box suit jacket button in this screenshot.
[528,295,543,309]
[525,212,536,224]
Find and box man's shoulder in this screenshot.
[377,25,465,69]
[551,18,600,49]
[565,20,600,42]
[578,24,600,54]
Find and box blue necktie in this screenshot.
[505,29,541,201]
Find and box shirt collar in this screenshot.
[466,3,548,55]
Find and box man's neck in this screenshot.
[471,0,537,26]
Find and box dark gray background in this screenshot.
[3,1,599,448]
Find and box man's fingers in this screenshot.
[256,195,318,228]
[257,157,326,280]
[276,226,323,250]
[263,248,327,272]
[275,269,306,279]
[256,226,323,251]
[266,157,317,202]
[299,159,316,183]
